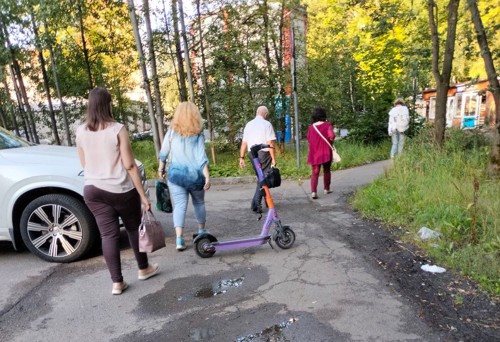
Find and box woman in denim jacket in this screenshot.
[158,102,211,251]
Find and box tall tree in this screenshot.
[9,64,33,141]
[30,8,61,145]
[77,0,93,90]
[178,0,195,101]
[143,0,165,140]
[466,0,500,178]
[161,0,182,103]
[45,21,72,146]
[195,0,216,164]
[171,0,188,101]
[1,20,39,143]
[127,0,160,155]
[427,0,461,147]
[3,66,21,135]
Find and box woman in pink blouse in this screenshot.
[76,87,159,295]
[306,107,336,199]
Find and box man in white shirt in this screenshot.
[388,98,410,159]
[239,106,277,212]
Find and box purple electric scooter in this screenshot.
[193,144,296,258]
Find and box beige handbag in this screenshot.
[138,209,166,253]
[312,124,341,163]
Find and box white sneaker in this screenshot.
[311,192,318,199]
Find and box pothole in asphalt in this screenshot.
[135,267,268,317]
[178,276,245,301]
[234,318,298,342]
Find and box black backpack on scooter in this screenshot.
[263,167,281,188]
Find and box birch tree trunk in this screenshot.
[161,0,182,103]
[1,68,20,135]
[178,0,195,101]
[31,12,61,145]
[195,0,216,164]
[466,0,500,178]
[127,0,161,156]
[427,0,460,148]
[0,103,7,128]
[48,42,72,145]
[143,0,165,140]
[9,64,35,142]
[77,1,93,90]
[171,0,188,102]
[3,65,21,136]
[0,16,37,142]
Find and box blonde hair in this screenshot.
[170,102,203,136]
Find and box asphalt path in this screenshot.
[0,160,444,341]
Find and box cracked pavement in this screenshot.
[0,160,450,341]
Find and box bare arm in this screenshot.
[239,141,248,169]
[267,139,276,166]
[118,127,151,211]
[77,146,85,168]
[202,163,210,190]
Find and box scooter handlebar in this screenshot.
[250,144,272,158]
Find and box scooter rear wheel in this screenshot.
[195,236,216,258]
[275,227,295,249]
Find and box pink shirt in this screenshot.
[307,121,336,165]
[76,122,134,193]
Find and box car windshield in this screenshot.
[0,127,33,150]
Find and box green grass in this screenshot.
[351,127,500,296]
[131,138,390,180]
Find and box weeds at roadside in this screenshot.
[351,127,500,297]
[132,139,390,180]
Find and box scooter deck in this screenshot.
[209,235,270,251]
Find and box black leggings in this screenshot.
[84,185,149,283]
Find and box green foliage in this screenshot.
[132,138,390,181]
[131,139,157,180]
[300,0,427,143]
[352,128,500,296]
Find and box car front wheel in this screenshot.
[20,194,98,263]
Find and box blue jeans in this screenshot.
[167,180,206,228]
[390,131,406,158]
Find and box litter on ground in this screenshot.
[421,264,446,273]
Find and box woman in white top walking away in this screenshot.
[388,98,410,159]
[76,87,159,295]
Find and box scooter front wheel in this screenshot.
[275,227,295,249]
[195,236,217,258]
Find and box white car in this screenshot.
[0,127,147,263]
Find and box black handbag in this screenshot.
[155,180,173,213]
[263,167,281,188]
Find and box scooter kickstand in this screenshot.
[268,238,274,249]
